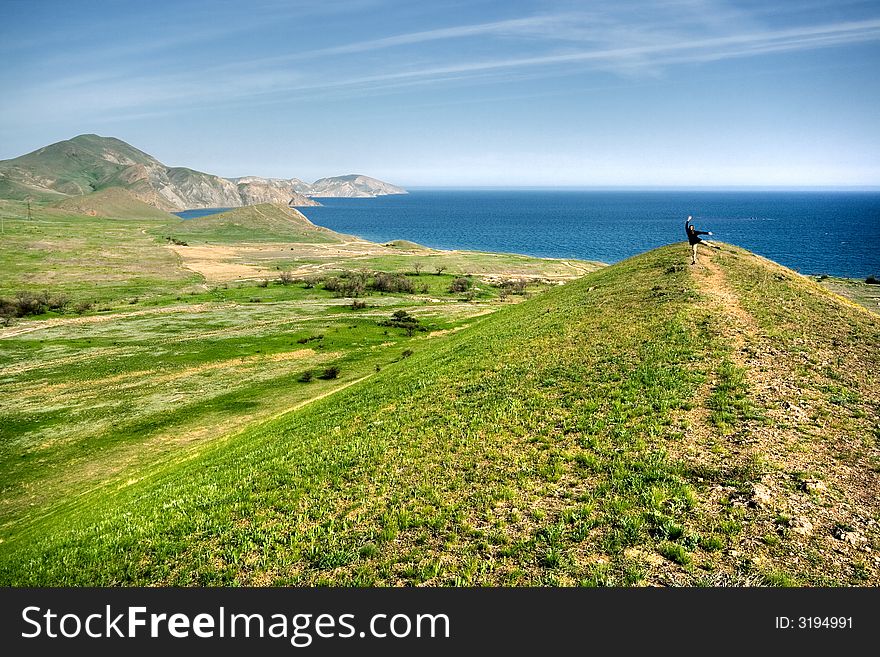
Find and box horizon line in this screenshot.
[400,185,880,192]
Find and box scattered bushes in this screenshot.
[323,273,367,297]
[370,272,415,294]
[497,279,527,300]
[0,290,71,321]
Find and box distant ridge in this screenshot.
[0,134,406,211]
[309,174,407,198]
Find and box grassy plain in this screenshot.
[2,214,877,585]
[0,198,599,566]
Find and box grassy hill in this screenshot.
[164,203,349,244]
[1,243,876,586]
[52,187,178,220]
[0,134,162,196]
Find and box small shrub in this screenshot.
[865,275,880,285]
[378,310,426,336]
[401,349,414,359]
[449,277,472,293]
[319,365,340,380]
[73,300,93,315]
[499,279,527,295]
[277,270,295,285]
[435,266,447,275]
[350,299,367,309]
[298,370,314,383]
[256,279,269,288]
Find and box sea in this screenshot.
[175,190,880,278]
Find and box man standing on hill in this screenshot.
[685,215,719,265]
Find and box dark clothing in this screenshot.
[685,219,709,245]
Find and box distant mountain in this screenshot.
[309,174,407,198]
[0,135,406,211]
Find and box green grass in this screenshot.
[0,199,199,305]
[2,230,878,586]
[708,359,757,433]
[162,204,344,244]
[0,245,715,585]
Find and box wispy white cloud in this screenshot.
[4,3,880,125]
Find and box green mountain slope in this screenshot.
[164,203,349,243]
[0,244,877,586]
[52,186,178,220]
[0,134,161,196]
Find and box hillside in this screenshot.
[165,203,348,243]
[0,243,876,586]
[51,187,178,220]
[0,135,403,210]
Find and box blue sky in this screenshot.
[1,0,879,186]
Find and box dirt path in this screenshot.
[678,247,880,584]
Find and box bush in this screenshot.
[449,277,472,293]
[319,365,340,380]
[73,300,93,315]
[298,370,314,383]
[324,274,367,297]
[866,275,880,285]
[277,270,295,285]
[401,349,414,359]
[256,279,269,288]
[0,290,73,318]
[370,272,415,294]
[350,299,367,309]
[499,279,527,295]
[378,310,426,336]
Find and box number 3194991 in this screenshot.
[775,617,853,629]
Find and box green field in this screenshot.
[1,196,877,586]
